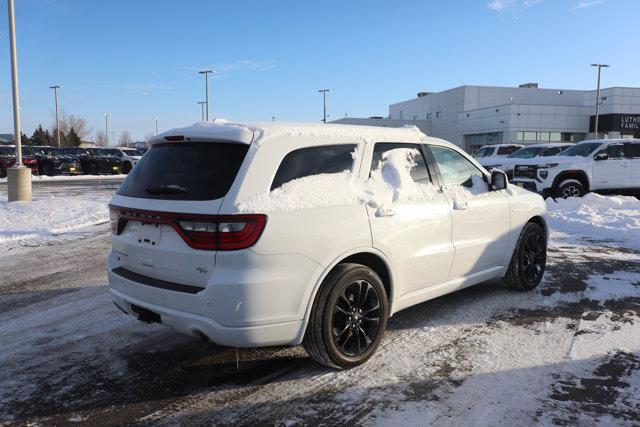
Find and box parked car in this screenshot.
[59,147,121,175]
[473,144,524,163]
[105,147,143,174]
[20,146,80,176]
[481,143,573,180]
[0,145,38,177]
[511,138,640,198]
[108,122,548,369]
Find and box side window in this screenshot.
[271,144,355,190]
[539,147,561,157]
[601,144,625,159]
[623,142,640,158]
[497,146,520,156]
[430,145,484,188]
[370,143,431,184]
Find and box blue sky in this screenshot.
[0,0,637,142]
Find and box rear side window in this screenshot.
[539,147,562,157]
[497,146,520,155]
[370,143,431,184]
[624,142,640,158]
[271,144,355,190]
[117,141,249,200]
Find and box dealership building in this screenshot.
[335,84,640,152]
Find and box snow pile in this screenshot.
[0,191,111,252]
[546,193,640,248]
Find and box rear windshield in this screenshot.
[117,141,249,200]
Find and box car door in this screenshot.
[591,143,632,189]
[366,142,454,296]
[427,144,511,277]
[624,142,640,190]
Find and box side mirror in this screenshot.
[594,152,608,161]
[490,170,508,191]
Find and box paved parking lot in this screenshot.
[1,222,638,425]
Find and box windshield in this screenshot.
[472,147,493,158]
[560,142,603,157]
[507,146,545,159]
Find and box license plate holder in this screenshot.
[134,222,162,246]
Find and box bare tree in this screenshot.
[51,109,92,144]
[118,131,133,147]
[94,130,109,146]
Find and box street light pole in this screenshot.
[197,101,205,121]
[318,89,330,123]
[590,63,609,139]
[103,113,110,145]
[6,0,31,201]
[154,117,159,135]
[199,70,213,121]
[49,85,62,147]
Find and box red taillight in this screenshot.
[108,205,267,250]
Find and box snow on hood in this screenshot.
[151,120,427,147]
[237,148,505,214]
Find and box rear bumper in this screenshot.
[107,248,320,347]
[110,288,304,347]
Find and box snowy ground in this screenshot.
[0,187,639,425]
[0,183,118,254]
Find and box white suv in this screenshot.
[473,143,523,164]
[511,139,640,198]
[106,147,144,174]
[481,143,573,180]
[108,121,548,368]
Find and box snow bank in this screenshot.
[0,191,111,252]
[546,193,640,249]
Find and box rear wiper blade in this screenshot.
[145,184,187,195]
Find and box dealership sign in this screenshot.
[590,113,640,133]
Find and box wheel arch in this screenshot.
[527,215,548,242]
[295,248,395,345]
[552,170,590,191]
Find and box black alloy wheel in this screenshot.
[303,263,389,369]
[520,232,546,286]
[556,180,585,198]
[330,279,381,356]
[504,222,547,291]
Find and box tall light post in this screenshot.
[197,101,206,121]
[318,89,330,123]
[154,117,159,135]
[103,113,111,145]
[49,85,62,147]
[6,0,30,201]
[199,70,214,121]
[590,63,609,139]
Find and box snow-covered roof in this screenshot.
[151,119,428,146]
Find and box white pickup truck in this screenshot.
[511,139,640,198]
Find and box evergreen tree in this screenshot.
[66,127,81,147]
[20,132,30,145]
[31,125,50,146]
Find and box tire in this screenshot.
[503,222,547,292]
[554,179,585,199]
[41,164,54,177]
[303,263,389,369]
[122,162,132,174]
